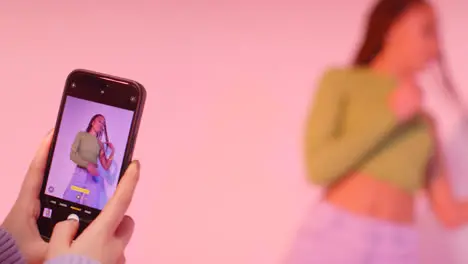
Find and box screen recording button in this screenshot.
[67,214,80,222]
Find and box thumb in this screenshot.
[91,161,140,233]
[49,219,79,254]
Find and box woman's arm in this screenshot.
[70,132,90,168]
[46,255,100,264]
[0,228,24,264]
[0,227,99,264]
[98,143,114,170]
[425,155,468,228]
[425,117,468,228]
[99,150,111,170]
[305,69,400,186]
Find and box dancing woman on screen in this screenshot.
[286,0,468,263]
[63,114,117,210]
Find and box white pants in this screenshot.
[451,225,468,264]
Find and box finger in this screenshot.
[20,129,54,201]
[91,161,140,233]
[49,219,79,253]
[114,215,135,250]
[116,254,126,264]
[32,199,41,220]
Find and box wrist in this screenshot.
[0,227,25,263]
[46,254,101,264]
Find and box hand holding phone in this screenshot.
[1,131,53,264]
[37,69,146,241]
[46,161,140,264]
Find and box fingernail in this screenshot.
[45,128,54,136]
[133,160,140,170]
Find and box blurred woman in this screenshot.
[286,0,468,263]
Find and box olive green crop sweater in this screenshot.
[304,67,434,192]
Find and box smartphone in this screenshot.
[37,69,146,241]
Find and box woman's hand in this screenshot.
[106,142,114,151]
[424,115,468,228]
[47,161,140,264]
[98,141,105,152]
[87,163,99,176]
[1,130,53,264]
[389,81,422,123]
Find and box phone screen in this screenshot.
[38,70,145,240]
[44,95,133,210]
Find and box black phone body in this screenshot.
[37,69,146,241]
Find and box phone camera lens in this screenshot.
[130,96,136,102]
[100,83,108,95]
[71,82,76,88]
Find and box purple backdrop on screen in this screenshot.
[46,96,134,207]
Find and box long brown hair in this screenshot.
[354,0,461,109]
[353,0,425,66]
[86,114,110,152]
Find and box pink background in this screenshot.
[0,0,466,263]
[46,96,133,202]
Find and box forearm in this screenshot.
[428,172,468,228]
[70,133,90,168]
[102,160,111,170]
[99,154,112,170]
[70,152,90,168]
[306,107,398,185]
[432,199,468,229]
[304,68,402,186]
[0,228,24,264]
[455,201,468,227]
[0,228,100,264]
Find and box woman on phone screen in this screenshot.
[63,114,116,210]
[286,0,468,263]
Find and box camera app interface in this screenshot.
[44,96,134,211]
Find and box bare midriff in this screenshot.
[324,172,414,224]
